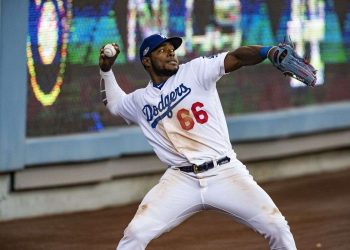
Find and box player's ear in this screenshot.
[142,57,151,68]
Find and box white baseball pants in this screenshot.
[116,159,297,250]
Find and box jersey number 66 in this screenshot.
[176,102,208,130]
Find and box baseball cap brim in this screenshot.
[145,37,182,57]
[158,37,182,52]
[140,35,182,60]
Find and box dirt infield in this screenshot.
[1,168,349,250]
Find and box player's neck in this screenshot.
[150,75,171,85]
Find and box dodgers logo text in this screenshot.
[142,84,191,128]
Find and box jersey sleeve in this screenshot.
[100,70,139,125]
[189,52,228,90]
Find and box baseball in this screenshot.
[103,44,116,57]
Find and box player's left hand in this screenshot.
[99,43,120,72]
[269,36,317,87]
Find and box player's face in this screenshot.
[149,42,179,76]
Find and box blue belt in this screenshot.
[178,156,230,174]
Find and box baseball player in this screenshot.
[99,34,316,250]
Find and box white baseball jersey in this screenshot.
[101,52,237,167]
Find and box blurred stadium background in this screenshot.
[1,0,350,220]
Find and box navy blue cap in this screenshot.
[139,34,182,61]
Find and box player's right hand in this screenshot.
[99,43,120,72]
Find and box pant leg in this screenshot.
[203,160,297,250]
[117,168,203,250]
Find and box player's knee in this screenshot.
[117,223,149,250]
[266,215,291,238]
[123,217,164,246]
[250,212,296,248]
[269,214,289,232]
[123,222,149,245]
[117,220,154,250]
